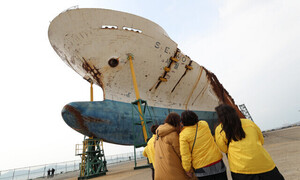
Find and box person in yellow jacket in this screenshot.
[215,104,284,180]
[180,110,227,180]
[143,124,159,180]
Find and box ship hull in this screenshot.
[62,100,218,145]
[48,8,244,145]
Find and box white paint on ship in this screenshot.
[48,8,227,112]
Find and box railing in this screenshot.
[106,151,145,165]
[0,151,145,180]
[0,160,79,180]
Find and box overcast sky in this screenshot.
[0,0,299,170]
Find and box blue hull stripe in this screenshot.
[62,100,218,145]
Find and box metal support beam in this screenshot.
[90,82,93,102]
[239,104,253,121]
[76,138,107,179]
[128,53,148,142]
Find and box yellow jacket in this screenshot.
[215,119,275,174]
[143,134,156,165]
[179,121,223,172]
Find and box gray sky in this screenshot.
[0,0,299,170]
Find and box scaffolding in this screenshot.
[239,104,253,121]
[76,137,107,179]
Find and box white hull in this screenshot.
[48,8,243,116]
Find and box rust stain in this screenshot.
[52,45,78,74]
[203,68,245,118]
[82,57,104,89]
[64,104,89,135]
[171,60,193,93]
[149,48,180,91]
[83,116,109,124]
[64,105,109,138]
[191,78,209,105]
[184,66,203,109]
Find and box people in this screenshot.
[51,168,55,177]
[214,104,284,180]
[180,110,227,180]
[47,169,51,178]
[154,112,192,180]
[143,124,159,180]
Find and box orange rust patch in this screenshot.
[203,67,245,118]
[82,57,104,89]
[64,104,91,136]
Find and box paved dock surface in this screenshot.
[45,126,300,180]
[263,126,300,179]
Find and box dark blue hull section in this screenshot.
[62,100,218,145]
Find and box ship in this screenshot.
[48,8,244,145]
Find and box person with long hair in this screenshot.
[143,124,159,180]
[215,104,284,180]
[180,110,227,180]
[154,112,192,180]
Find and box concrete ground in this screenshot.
[44,126,300,180]
[263,126,300,179]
